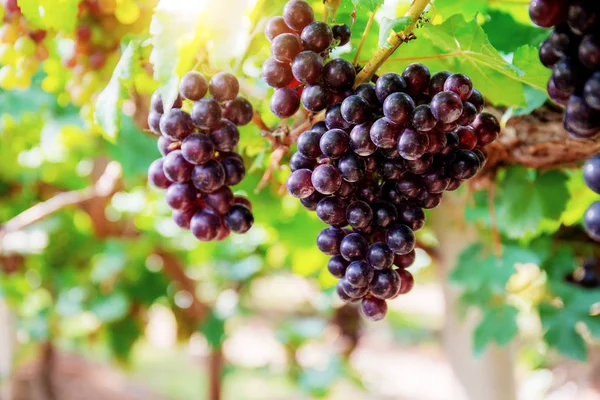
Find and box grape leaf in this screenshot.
[539,302,587,361]
[483,10,548,54]
[497,167,569,239]
[90,292,130,323]
[94,41,140,141]
[378,17,411,48]
[17,0,81,32]
[351,0,384,12]
[473,304,519,355]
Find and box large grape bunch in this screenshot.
[0,0,50,90]
[530,0,600,139]
[147,71,255,242]
[285,62,500,321]
[262,0,352,118]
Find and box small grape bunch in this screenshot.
[530,0,600,139]
[285,63,500,321]
[262,0,353,118]
[583,154,600,242]
[147,71,254,242]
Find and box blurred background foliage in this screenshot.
[0,0,598,399]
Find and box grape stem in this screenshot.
[354,0,432,87]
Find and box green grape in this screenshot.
[0,65,17,90]
[0,44,16,64]
[14,36,36,57]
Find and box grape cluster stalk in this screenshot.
[530,0,600,139]
[284,59,500,320]
[262,0,352,118]
[147,71,254,242]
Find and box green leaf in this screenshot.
[351,0,384,12]
[497,167,569,239]
[483,10,548,54]
[377,17,411,48]
[18,0,82,32]
[200,312,226,349]
[473,304,519,355]
[94,41,140,141]
[107,318,141,362]
[539,302,587,361]
[90,292,130,323]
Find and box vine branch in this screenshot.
[354,0,432,86]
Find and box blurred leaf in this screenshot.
[378,17,411,48]
[200,312,226,349]
[539,302,587,361]
[90,292,130,322]
[107,318,141,362]
[351,0,383,12]
[473,304,519,355]
[298,356,342,397]
[18,0,81,32]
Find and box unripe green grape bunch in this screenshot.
[271,0,501,321]
[148,71,254,242]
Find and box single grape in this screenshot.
[222,97,253,126]
[421,192,443,209]
[181,133,214,165]
[328,255,349,278]
[148,112,162,135]
[316,196,347,225]
[396,175,424,199]
[564,95,600,139]
[372,202,399,229]
[366,242,394,270]
[383,92,415,125]
[336,180,356,199]
[360,296,387,321]
[292,50,323,84]
[224,205,254,233]
[431,91,463,124]
[426,129,447,154]
[397,269,415,295]
[346,200,373,230]
[300,190,325,211]
[340,233,369,261]
[429,71,451,96]
[341,279,369,299]
[265,16,295,41]
[298,130,324,159]
[163,150,193,183]
[349,122,376,156]
[584,201,600,241]
[397,204,425,231]
[165,183,197,211]
[448,149,480,180]
[220,156,246,186]
[191,159,226,193]
[172,208,196,229]
[579,35,600,70]
[179,71,208,101]
[552,57,586,94]
[325,103,352,130]
[345,261,374,288]
[456,101,478,126]
[158,136,176,156]
[422,170,450,193]
[312,164,343,194]
[160,109,195,141]
[311,121,328,134]
[148,158,172,189]
[468,89,485,113]
[370,117,401,149]
[401,63,431,97]
[398,129,429,161]
[472,112,501,146]
[394,250,416,269]
[191,98,222,129]
[356,179,380,203]
[411,104,437,132]
[232,196,252,210]
[584,72,600,110]
[405,153,433,174]
[369,269,401,300]
[341,95,371,125]
[456,126,478,150]
[287,168,315,198]
[338,153,366,182]
[332,24,351,46]
[385,224,415,255]
[270,88,301,118]
[210,119,240,152]
[262,57,294,88]
[301,84,330,112]
[378,159,404,180]
[473,148,488,168]
[529,0,568,27]
[568,1,597,35]
[443,73,473,101]
[336,281,359,303]
[283,0,314,31]
[190,209,222,241]
[150,90,182,114]
[316,226,346,255]
[539,39,561,68]
[354,82,381,109]
[545,78,569,106]
[300,21,333,53]
[375,72,407,102]
[549,26,578,58]
[208,72,239,102]
[203,186,234,215]
[446,178,463,191]
[322,58,356,92]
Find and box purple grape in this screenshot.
[287,168,315,198]
[265,16,295,41]
[148,158,172,189]
[457,126,478,150]
[346,200,373,230]
[456,101,478,126]
[222,97,253,126]
[317,227,346,255]
[350,122,376,156]
[398,129,429,160]
[322,58,356,92]
[341,279,369,299]
[158,136,176,156]
[191,209,221,241]
[568,1,597,35]
[448,149,480,180]
[271,33,303,64]
[163,150,193,183]
[431,91,463,124]
[584,201,600,241]
[472,112,500,146]
[160,109,195,141]
[282,0,314,31]
[165,183,197,210]
[341,95,371,125]
[297,130,324,159]
[394,250,416,269]
[224,205,254,233]
[584,72,600,110]
[191,98,222,129]
[172,208,196,229]
[539,39,561,68]
[375,72,407,102]
[316,196,347,225]
[579,35,600,70]
[345,260,374,287]
[550,26,579,57]
[220,156,246,186]
[383,92,415,125]
[356,179,379,203]
[370,117,401,149]
[354,83,381,109]
[381,180,403,203]
[378,159,404,180]
[552,58,586,94]
[366,242,394,270]
[411,105,437,132]
[338,154,366,182]
[312,121,328,134]
[402,63,431,96]
[426,129,447,154]
[468,89,484,112]
[210,120,240,152]
[372,202,398,229]
[564,95,600,139]
[179,71,208,101]
[301,84,330,112]
[300,190,324,211]
[150,90,182,114]
[336,281,359,303]
[421,192,443,209]
[202,186,234,215]
[340,233,369,261]
[300,21,333,52]
[446,178,463,191]
[529,0,568,27]
[429,71,451,96]
[335,180,356,198]
[369,269,401,300]
[397,204,425,231]
[262,57,294,88]
[397,269,415,295]
[191,159,226,192]
[385,224,415,255]
[209,72,239,102]
[292,51,324,84]
[271,88,301,118]
[320,129,349,159]
[360,296,387,321]
[181,133,214,165]
[328,255,348,278]
[312,164,343,194]
[443,73,473,101]
[148,112,161,135]
[325,103,352,129]
[405,153,433,174]
[422,170,450,193]
[332,24,351,46]
[396,174,425,199]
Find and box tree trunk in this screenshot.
[0,300,15,400]
[432,193,518,400]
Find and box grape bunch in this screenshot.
[583,154,600,242]
[0,0,50,90]
[285,63,500,321]
[566,257,600,289]
[262,0,352,118]
[530,0,600,139]
[147,71,255,242]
